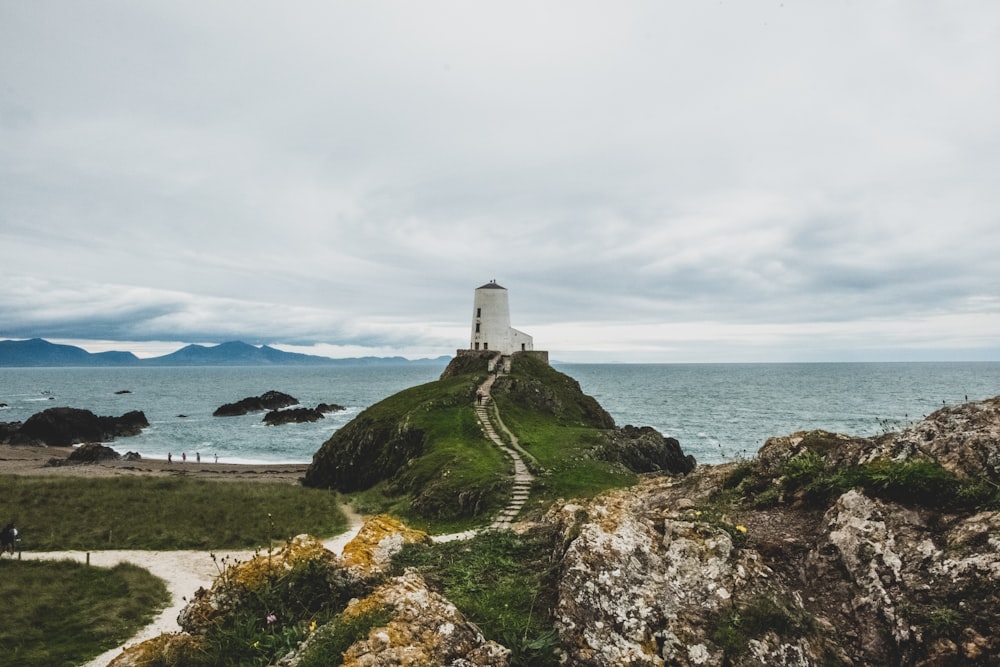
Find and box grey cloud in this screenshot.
[2,2,999,360]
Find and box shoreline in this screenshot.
[0,444,308,482]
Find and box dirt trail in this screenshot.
[22,507,366,667]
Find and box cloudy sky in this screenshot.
[2,2,998,362]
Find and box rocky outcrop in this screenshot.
[545,476,831,666]
[599,424,697,474]
[0,407,148,446]
[212,390,298,416]
[317,402,346,413]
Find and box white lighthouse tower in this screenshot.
[469,280,534,355]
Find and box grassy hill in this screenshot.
[304,352,689,531]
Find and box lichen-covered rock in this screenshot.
[546,475,830,666]
[340,514,432,576]
[336,570,510,667]
[808,489,1000,664]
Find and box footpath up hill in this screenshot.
[303,351,694,527]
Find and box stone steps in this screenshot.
[475,371,535,530]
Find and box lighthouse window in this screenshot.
[475,323,480,333]
[476,308,481,317]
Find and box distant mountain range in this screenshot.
[0,338,451,367]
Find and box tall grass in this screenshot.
[2,476,348,550]
[391,529,560,667]
[0,559,169,667]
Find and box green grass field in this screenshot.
[0,559,170,667]
[2,476,349,550]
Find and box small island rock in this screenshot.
[213,390,298,416]
[263,407,325,426]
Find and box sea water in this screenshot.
[0,365,446,465]
[2,362,999,465]
[559,362,1000,464]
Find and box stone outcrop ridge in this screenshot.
[0,406,149,446]
[213,390,298,416]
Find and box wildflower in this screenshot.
[735,525,747,534]
[310,620,317,633]
[266,613,277,624]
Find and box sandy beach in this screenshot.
[0,443,309,482]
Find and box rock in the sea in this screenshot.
[0,407,149,446]
[317,402,346,413]
[262,407,324,425]
[213,390,298,416]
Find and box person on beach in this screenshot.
[1,522,17,556]
[196,452,200,463]
[182,452,186,463]
[167,452,172,463]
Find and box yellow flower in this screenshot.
[310,620,317,633]
[735,525,747,534]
